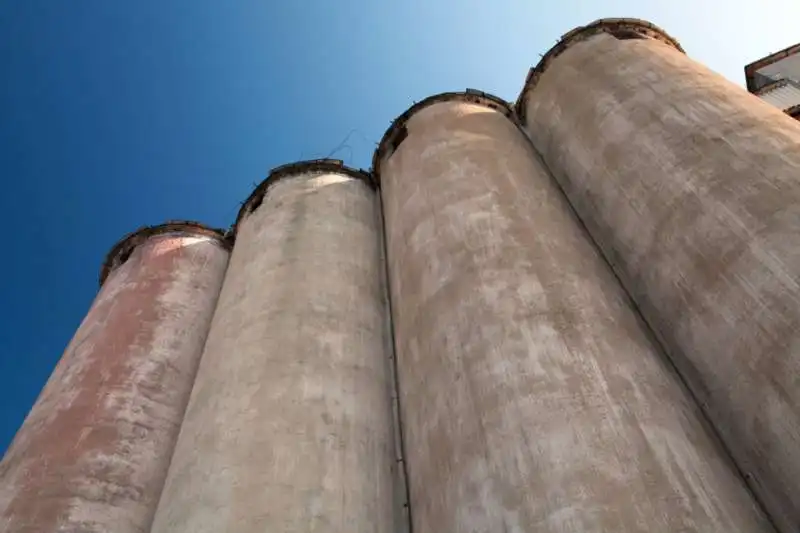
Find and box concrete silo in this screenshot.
[374,90,772,532]
[0,222,230,533]
[517,18,800,531]
[149,160,397,533]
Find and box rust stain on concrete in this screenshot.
[0,230,228,533]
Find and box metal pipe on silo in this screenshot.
[149,160,397,533]
[517,18,800,532]
[374,90,772,532]
[0,222,230,533]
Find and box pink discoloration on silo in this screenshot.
[0,230,228,533]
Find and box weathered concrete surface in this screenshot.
[0,226,229,533]
[521,24,800,532]
[377,94,772,533]
[150,163,396,533]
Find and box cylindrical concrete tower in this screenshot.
[518,18,800,531]
[149,160,397,533]
[374,90,772,532]
[0,221,230,533]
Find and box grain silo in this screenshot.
[149,160,397,533]
[517,17,800,532]
[373,90,771,532]
[0,221,230,533]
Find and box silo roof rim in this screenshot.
[372,90,514,183]
[232,158,374,237]
[100,220,228,286]
[514,17,684,122]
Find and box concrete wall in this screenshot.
[376,93,772,533]
[520,20,800,531]
[0,224,229,533]
[149,162,396,533]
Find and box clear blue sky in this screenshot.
[1,0,798,453]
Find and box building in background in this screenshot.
[745,42,800,119]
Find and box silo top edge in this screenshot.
[232,159,374,236]
[100,220,228,286]
[371,90,514,183]
[514,17,685,122]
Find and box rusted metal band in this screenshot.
[372,90,514,184]
[233,159,375,237]
[100,221,228,286]
[515,18,684,122]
